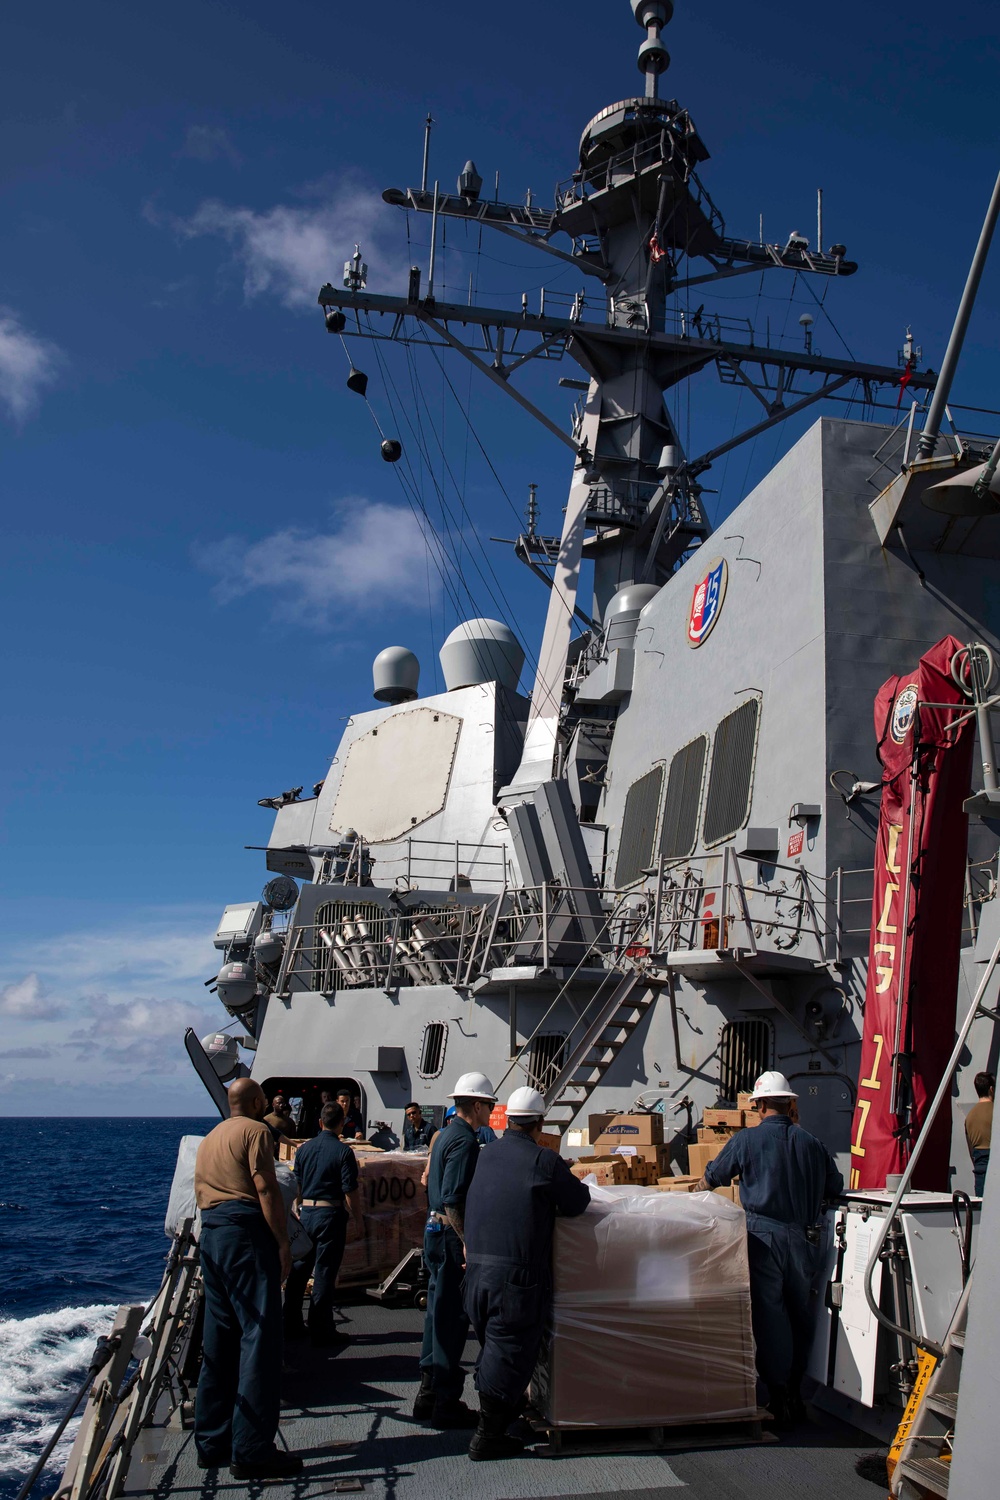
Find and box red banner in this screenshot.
[850,636,975,1191]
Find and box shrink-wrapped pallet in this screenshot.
[340,1150,427,1284]
[532,1185,756,1428]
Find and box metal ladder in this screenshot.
[892,1276,972,1498]
[541,967,657,1129]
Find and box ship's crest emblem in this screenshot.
[890,683,919,744]
[686,558,728,647]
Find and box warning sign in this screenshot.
[787,829,805,858]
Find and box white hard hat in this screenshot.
[506,1086,546,1118]
[750,1070,798,1101]
[448,1070,497,1101]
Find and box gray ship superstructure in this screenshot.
[161,0,1000,1478]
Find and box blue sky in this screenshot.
[2,1,999,1113]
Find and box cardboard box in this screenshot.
[588,1112,616,1141]
[687,1138,728,1179]
[655,1174,699,1191]
[592,1112,664,1146]
[599,1140,671,1173]
[538,1131,562,1153]
[703,1107,743,1130]
[571,1157,629,1186]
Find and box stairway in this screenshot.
[541,967,657,1130]
[891,1277,972,1498]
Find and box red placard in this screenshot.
[489,1104,508,1133]
[849,636,974,1190]
[787,829,805,858]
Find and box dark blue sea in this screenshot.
[0,1118,214,1499]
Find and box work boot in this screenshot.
[766,1385,792,1431]
[230,1450,304,1480]
[413,1370,435,1421]
[431,1397,479,1429]
[468,1393,525,1460]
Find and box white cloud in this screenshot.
[181,125,241,166]
[0,310,63,423]
[0,910,225,1099]
[165,179,405,309]
[70,995,215,1074]
[196,498,437,629]
[0,974,62,1020]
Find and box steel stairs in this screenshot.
[892,1277,972,1498]
[541,967,657,1129]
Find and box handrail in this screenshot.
[862,925,1000,1356]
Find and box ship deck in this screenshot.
[122,1297,887,1500]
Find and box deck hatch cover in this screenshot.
[615,765,664,887]
[659,735,708,861]
[702,697,761,847]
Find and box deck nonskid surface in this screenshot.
[127,1299,883,1500]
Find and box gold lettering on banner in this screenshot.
[861,1033,885,1091]
[850,1167,860,1189]
[851,1098,871,1158]
[886,823,904,875]
[873,945,896,994]
[877,883,899,934]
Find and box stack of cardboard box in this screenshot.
[569,1112,669,1187]
[676,1094,759,1199]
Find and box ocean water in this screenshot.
[0,1118,214,1499]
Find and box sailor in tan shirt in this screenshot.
[965,1071,995,1198]
[193,1078,303,1481]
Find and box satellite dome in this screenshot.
[254,929,284,966]
[201,1032,241,1081]
[604,584,660,650]
[439,618,525,692]
[373,645,420,704]
[216,961,257,1013]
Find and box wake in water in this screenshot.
[0,1304,116,1498]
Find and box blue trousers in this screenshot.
[195,1201,283,1464]
[464,1258,548,1406]
[973,1148,990,1198]
[745,1213,818,1397]
[419,1226,468,1400]
[301,1206,348,1337]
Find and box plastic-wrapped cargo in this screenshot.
[340,1150,428,1284]
[164,1135,205,1238]
[532,1185,756,1428]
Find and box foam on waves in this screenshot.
[0,1303,116,1496]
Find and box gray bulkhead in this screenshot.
[247,416,998,1188]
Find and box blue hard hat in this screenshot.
[444,1105,457,1120]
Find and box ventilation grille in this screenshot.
[615,766,665,886]
[418,1021,447,1079]
[659,736,708,860]
[703,698,761,846]
[719,1018,773,1101]
[525,1033,567,1093]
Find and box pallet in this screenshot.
[527,1410,772,1458]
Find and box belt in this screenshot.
[300,1198,343,1208]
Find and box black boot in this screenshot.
[413,1370,435,1421]
[431,1396,479,1429]
[468,1393,525,1461]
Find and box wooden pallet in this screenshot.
[526,1410,772,1458]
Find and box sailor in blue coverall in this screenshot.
[700,1071,843,1425]
[413,1071,498,1429]
[462,1086,591,1461]
[287,1101,358,1344]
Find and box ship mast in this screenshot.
[317,1,934,800]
